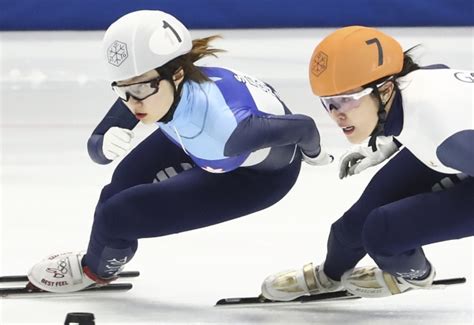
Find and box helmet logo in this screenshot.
[365,38,383,66]
[312,51,328,76]
[149,21,183,56]
[107,41,128,67]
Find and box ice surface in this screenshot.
[0,27,472,324]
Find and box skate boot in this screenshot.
[27,252,112,293]
[261,262,342,301]
[341,265,436,298]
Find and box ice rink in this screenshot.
[1,27,473,324]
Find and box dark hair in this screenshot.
[394,45,421,82]
[157,35,225,83]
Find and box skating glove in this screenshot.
[339,136,399,179]
[302,149,334,166]
[102,127,134,160]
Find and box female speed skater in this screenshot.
[26,10,333,292]
[261,26,473,300]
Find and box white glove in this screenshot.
[302,149,334,166]
[102,127,134,160]
[339,136,399,179]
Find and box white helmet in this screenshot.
[102,10,192,82]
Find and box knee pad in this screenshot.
[98,182,126,204]
[362,208,391,257]
[330,205,371,247]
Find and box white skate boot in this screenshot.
[341,265,436,298]
[27,252,110,293]
[261,262,342,301]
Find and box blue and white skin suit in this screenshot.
[84,67,323,277]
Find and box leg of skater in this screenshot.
[261,149,456,300]
[28,154,301,292]
[341,176,474,297]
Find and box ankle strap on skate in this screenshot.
[303,263,319,292]
[83,266,116,285]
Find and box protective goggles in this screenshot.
[111,76,164,102]
[320,87,374,113]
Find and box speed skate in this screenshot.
[0,271,140,298]
[215,277,466,306]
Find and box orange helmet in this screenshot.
[309,26,403,97]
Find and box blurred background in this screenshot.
[1,0,473,30]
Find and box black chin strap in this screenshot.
[368,84,396,151]
[159,77,185,123]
